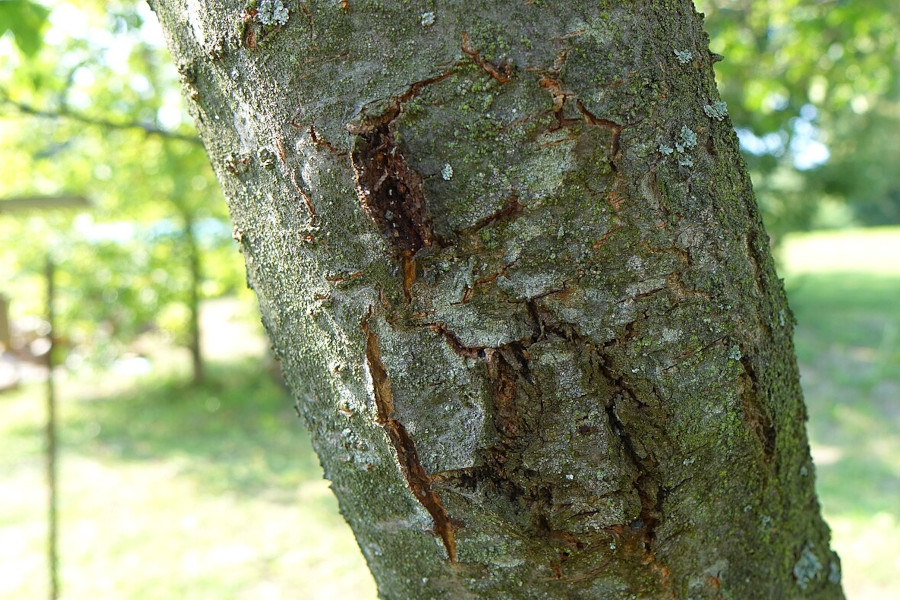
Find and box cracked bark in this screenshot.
[363,312,459,562]
[150,1,843,598]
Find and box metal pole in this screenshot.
[45,256,59,600]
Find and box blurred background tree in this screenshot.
[0,0,244,383]
[697,0,899,240]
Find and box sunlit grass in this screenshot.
[0,355,376,599]
[783,227,900,598]
[781,226,900,276]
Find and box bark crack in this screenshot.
[535,52,644,203]
[454,257,520,305]
[424,301,671,574]
[539,314,668,559]
[362,312,458,562]
[642,241,712,301]
[739,354,777,462]
[349,73,458,302]
[461,32,513,83]
[466,194,523,234]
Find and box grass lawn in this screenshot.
[781,227,900,599]
[0,328,377,599]
[1,228,897,598]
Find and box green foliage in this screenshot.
[698,0,900,234]
[0,0,50,57]
[0,0,243,366]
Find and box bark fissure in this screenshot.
[425,296,674,580]
[362,312,458,562]
[603,388,665,551]
[424,322,483,359]
[421,308,599,563]
[536,60,642,180]
[739,354,777,462]
[465,194,523,234]
[576,100,625,169]
[454,257,521,305]
[573,325,668,558]
[460,32,513,83]
[643,242,712,301]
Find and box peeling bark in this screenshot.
[150,1,843,598]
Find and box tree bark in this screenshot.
[150,1,844,598]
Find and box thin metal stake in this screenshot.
[45,256,59,600]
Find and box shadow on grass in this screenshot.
[63,360,328,505]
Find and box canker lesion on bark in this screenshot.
[346,41,678,571]
[348,31,520,304]
[348,71,461,302]
[362,311,460,562]
[350,123,435,302]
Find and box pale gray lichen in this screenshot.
[793,543,824,590]
[728,345,741,360]
[441,163,454,180]
[674,49,693,64]
[661,127,697,168]
[704,100,729,121]
[257,0,289,26]
[421,12,435,27]
[828,560,841,584]
[676,126,697,152]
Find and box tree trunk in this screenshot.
[150,1,843,598]
[180,210,205,385]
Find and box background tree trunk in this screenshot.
[150,1,843,597]
[179,209,205,385]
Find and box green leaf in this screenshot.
[0,0,51,57]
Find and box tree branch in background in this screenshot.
[0,91,202,145]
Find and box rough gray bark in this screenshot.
[150,1,844,598]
